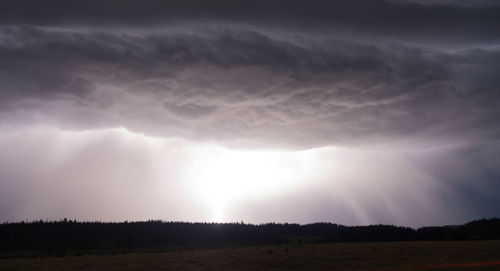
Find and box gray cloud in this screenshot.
[1,0,499,42]
[0,1,499,225]
[393,0,500,8]
[1,25,499,148]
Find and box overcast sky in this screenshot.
[1,0,499,227]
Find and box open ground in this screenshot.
[1,240,499,271]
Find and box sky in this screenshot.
[0,0,499,227]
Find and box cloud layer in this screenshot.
[1,24,499,148]
[0,0,499,225]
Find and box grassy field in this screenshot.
[1,240,499,271]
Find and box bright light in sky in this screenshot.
[116,127,331,222]
[0,125,496,227]
[184,146,327,222]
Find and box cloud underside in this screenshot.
[0,0,499,225]
[1,0,500,148]
[1,24,499,148]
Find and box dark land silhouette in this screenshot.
[1,218,499,256]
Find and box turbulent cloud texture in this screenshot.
[1,25,499,147]
[0,0,499,225]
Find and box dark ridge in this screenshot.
[1,218,499,257]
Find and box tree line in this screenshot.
[1,218,499,254]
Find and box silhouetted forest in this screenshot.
[1,218,499,255]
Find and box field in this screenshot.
[1,240,499,271]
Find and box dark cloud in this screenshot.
[164,102,217,119]
[1,25,499,148]
[409,141,500,220]
[0,0,499,224]
[0,0,499,45]
[393,0,500,8]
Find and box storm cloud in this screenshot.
[0,0,499,225]
[1,25,499,147]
